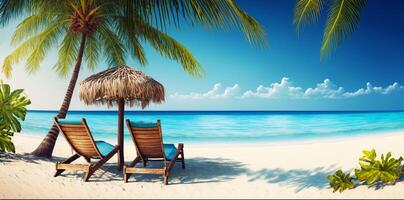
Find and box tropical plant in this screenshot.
[327,169,355,193]
[0,83,31,153]
[0,0,267,157]
[293,0,367,58]
[354,149,403,184]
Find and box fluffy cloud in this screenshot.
[170,83,240,99]
[244,78,403,99]
[303,79,345,99]
[170,78,403,100]
[241,77,303,99]
[343,82,404,98]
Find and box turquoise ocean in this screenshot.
[22,111,404,144]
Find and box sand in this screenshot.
[0,132,403,199]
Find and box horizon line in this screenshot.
[27,109,404,113]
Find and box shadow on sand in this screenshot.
[4,152,402,193]
[94,157,248,184]
[247,165,338,192]
[0,152,65,164]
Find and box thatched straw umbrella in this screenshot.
[79,65,165,170]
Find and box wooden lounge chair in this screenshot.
[123,119,185,185]
[54,117,119,181]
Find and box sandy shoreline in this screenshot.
[1,132,404,198]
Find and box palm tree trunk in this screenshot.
[32,33,87,158]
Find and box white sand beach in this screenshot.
[1,132,404,199]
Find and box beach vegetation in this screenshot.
[327,169,355,193]
[355,149,403,185]
[328,149,404,193]
[0,0,267,158]
[0,84,31,153]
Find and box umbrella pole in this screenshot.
[117,98,125,171]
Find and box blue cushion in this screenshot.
[95,141,115,157]
[164,144,177,161]
[58,119,82,125]
[130,121,157,128]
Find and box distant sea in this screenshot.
[22,110,404,144]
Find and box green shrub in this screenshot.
[355,149,403,185]
[327,169,355,193]
[0,84,31,153]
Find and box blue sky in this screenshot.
[1,0,404,111]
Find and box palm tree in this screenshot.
[293,0,367,59]
[0,0,267,158]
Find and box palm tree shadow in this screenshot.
[110,157,248,185]
[0,152,65,164]
[247,165,338,193]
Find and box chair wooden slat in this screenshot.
[54,117,119,182]
[124,119,185,185]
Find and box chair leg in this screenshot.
[54,154,80,177]
[84,157,91,164]
[83,146,119,182]
[142,158,148,167]
[180,150,185,169]
[123,168,129,183]
[163,172,169,185]
[124,156,142,183]
[82,166,93,182]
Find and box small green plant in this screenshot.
[355,149,403,185]
[0,84,31,153]
[327,170,355,193]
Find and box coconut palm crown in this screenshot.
[1,0,267,77]
[0,0,267,157]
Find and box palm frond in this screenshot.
[226,1,268,48]
[25,20,65,74]
[2,33,40,77]
[11,13,53,45]
[124,0,268,48]
[54,31,80,77]
[0,0,33,26]
[116,16,147,65]
[132,18,203,77]
[84,35,100,71]
[98,22,126,66]
[293,0,324,33]
[321,0,366,58]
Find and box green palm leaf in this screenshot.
[84,35,100,71]
[122,0,268,48]
[130,17,203,77]
[54,30,80,76]
[26,20,65,74]
[97,22,126,67]
[293,0,324,33]
[321,0,366,58]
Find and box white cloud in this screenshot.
[303,79,345,99]
[170,78,403,100]
[170,83,240,99]
[241,77,303,99]
[343,82,404,97]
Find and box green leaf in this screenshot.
[321,0,367,59]
[355,149,403,185]
[0,134,15,153]
[293,0,324,33]
[328,169,355,193]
